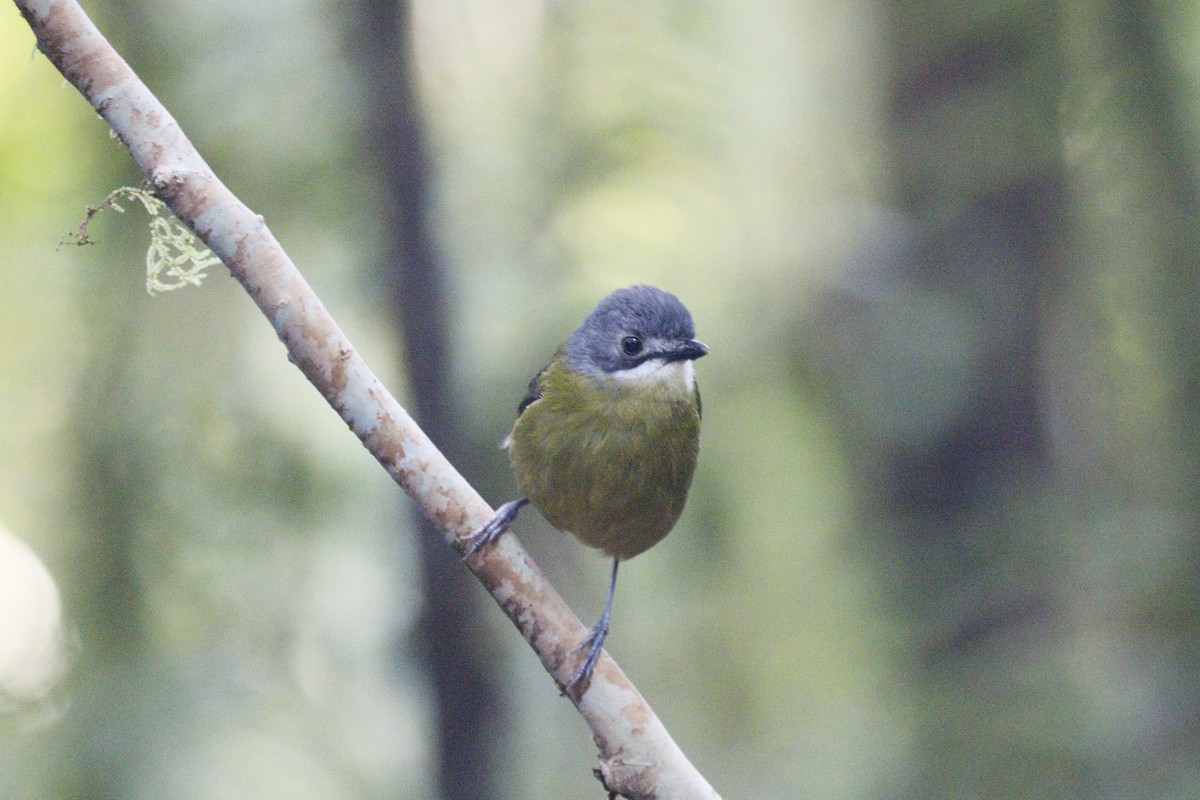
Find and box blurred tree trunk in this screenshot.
[1057,0,1200,791]
[345,3,506,799]
[880,4,1067,797]
[819,3,1070,797]
[49,6,163,796]
[56,313,153,799]
[1063,1,1200,540]
[812,2,1200,797]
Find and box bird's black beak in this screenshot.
[665,339,710,362]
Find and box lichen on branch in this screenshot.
[63,184,221,295]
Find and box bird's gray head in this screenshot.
[565,285,709,382]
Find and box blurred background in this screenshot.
[3,1,1200,798]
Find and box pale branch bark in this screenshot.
[14,1,721,798]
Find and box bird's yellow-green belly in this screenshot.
[509,377,700,560]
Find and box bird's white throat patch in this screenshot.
[608,358,695,396]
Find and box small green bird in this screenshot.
[467,284,708,692]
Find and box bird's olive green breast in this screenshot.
[508,360,701,560]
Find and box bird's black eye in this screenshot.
[621,335,643,357]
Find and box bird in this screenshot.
[465,284,708,693]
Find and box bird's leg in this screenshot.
[568,557,620,694]
[462,498,528,558]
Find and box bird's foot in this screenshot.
[462,499,528,559]
[566,616,609,696]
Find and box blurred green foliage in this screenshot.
[3,1,1200,799]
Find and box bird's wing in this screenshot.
[498,362,549,450]
[516,365,547,417]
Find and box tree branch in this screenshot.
[13,1,721,797]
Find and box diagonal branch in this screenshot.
[13,1,720,797]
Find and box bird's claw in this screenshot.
[462,498,528,559]
[566,619,609,695]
